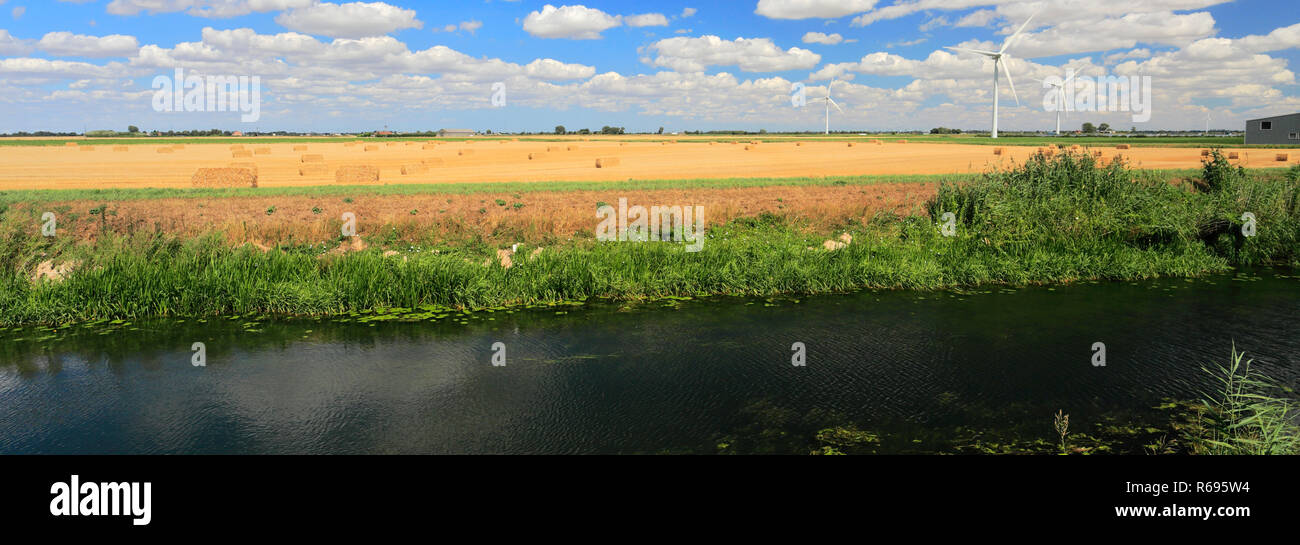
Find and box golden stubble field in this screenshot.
[3,137,1293,190]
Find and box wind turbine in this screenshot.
[814,78,845,135]
[946,14,1036,138]
[1034,69,1079,136]
[1204,112,1212,136]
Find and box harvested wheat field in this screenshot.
[21,182,934,245]
[1,138,1296,190]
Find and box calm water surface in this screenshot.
[1,272,1297,454]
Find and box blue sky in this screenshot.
[0,0,1297,133]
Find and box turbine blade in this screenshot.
[999,13,1036,55]
[945,46,999,57]
[1000,59,1019,106]
[1062,70,1078,85]
[829,98,845,114]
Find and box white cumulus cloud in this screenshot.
[275,2,423,39]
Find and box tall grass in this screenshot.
[2,151,1297,325]
[1188,348,1300,455]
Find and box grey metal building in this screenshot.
[1244,113,1300,145]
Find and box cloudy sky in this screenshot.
[0,0,1297,133]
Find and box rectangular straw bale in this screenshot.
[896,139,908,143]
[1200,149,1210,157]
[335,165,379,183]
[1228,151,1240,159]
[421,158,445,166]
[566,145,578,151]
[299,164,330,176]
[228,162,259,176]
[230,145,245,151]
[254,147,271,155]
[400,163,428,175]
[422,144,438,150]
[595,157,620,168]
[300,154,325,163]
[158,147,175,154]
[993,148,1005,156]
[293,145,308,151]
[192,167,257,188]
[1116,144,1131,150]
[172,144,185,150]
[65,142,79,147]
[528,152,547,160]
[232,150,252,158]
[459,149,475,156]
[1277,153,1289,162]
[364,145,378,151]
[79,146,95,152]
[113,146,129,152]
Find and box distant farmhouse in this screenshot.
[437,129,476,137]
[1245,113,1300,145]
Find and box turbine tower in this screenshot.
[1034,70,1079,136]
[946,14,1036,138]
[814,79,845,135]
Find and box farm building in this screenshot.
[437,129,476,138]
[1244,113,1300,145]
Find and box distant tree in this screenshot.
[657,126,664,134]
[578,128,591,135]
[600,126,624,135]
[930,127,962,134]
[1098,123,1111,133]
[1082,122,1097,133]
[127,125,140,134]
[555,125,566,135]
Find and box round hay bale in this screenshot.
[595,157,620,168]
[846,142,855,147]
[300,154,325,163]
[547,146,561,152]
[528,152,547,160]
[335,165,379,184]
[192,167,257,188]
[232,150,252,158]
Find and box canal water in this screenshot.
[1,271,1296,454]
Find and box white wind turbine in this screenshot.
[1204,112,1212,136]
[814,78,845,135]
[1033,69,1079,136]
[946,14,1036,138]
